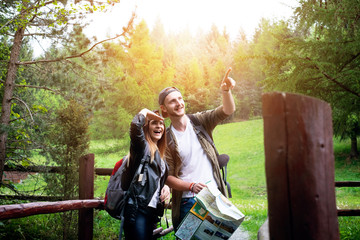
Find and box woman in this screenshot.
[122,108,170,240]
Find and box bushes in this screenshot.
[0,214,64,240]
[42,99,90,239]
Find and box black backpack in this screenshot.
[187,114,232,198]
[104,156,129,220]
[105,155,147,239]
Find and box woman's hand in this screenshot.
[140,108,164,122]
[160,185,170,203]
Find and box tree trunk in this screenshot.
[0,26,25,184]
[350,135,359,158]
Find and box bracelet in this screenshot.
[222,89,230,92]
[189,182,195,191]
[191,183,197,193]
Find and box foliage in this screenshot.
[253,0,360,157]
[232,32,263,120]
[41,99,90,239]
[93,210,119,239]
[0,0,130,205]
[338,217,360,240]
[44,99,89,197]
[293,1,360,150]
[88,15,264,138]
[2,0,360,237]
[90,20,174,139]
[0,213,63,240]
[0,38,52,191]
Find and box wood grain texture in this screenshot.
[262,92,339,240]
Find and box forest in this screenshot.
[0,0,359,239]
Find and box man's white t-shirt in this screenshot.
[171,116,217,198]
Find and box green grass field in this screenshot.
[91,119,359,239]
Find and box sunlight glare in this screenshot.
[84,0,298,41]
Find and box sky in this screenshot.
[31,0,299,56]
[84,0,299,41]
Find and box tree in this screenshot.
[294,0,360,158]
[128,20,174,99]
[178,57,210,113]
[178,25,234,114]
[90,20,175,139]
[200,24,233,105]
[255,1,360,158]
[0,0,134,185]
[43,99,90,239]
[232,42,261,119]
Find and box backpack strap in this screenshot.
[187,114,217,151]
[119,212,125,240]
[222,165,232,198]
[119,155,149,239]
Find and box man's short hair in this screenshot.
[158,87,181,118]
[158,87,180,105]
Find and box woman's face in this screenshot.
[148,119,165,143]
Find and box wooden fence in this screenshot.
[0,154,173,239]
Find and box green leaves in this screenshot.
[253,0,360,156]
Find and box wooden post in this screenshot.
[78,154,94,240]
[262,92,339,240]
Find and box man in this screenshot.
[158,68,236,229]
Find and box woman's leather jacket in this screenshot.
[121,113,168,221]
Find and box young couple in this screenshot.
[123,68,236,240]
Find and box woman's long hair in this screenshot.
[143,118,166,162]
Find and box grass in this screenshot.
[333,138,360,209]
[213,120,267,239]
[0,212,69,239]
[91,119,359,239]
[1,119,359,239]
[90,137,130,168]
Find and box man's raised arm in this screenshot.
[221,67,236,115]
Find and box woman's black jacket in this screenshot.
[121,113,168,217]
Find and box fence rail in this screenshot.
[0,199,173,237]
[4,164,113,175]
[3,167,359,217]
[0,195,62,201]
[1,154,174,239]
[335,181,360,187]
[0,199,103,220]
[4,164,63,173]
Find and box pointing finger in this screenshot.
[224,67,232,80]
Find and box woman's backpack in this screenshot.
[105,155,149,239]
[104,156,129,220]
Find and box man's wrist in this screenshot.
[190,183,196,192]
[189,182,195,191]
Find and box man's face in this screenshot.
[161,91,185,118]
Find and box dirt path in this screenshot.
[229,225,250,240]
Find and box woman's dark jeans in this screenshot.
[123,207,158,240]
